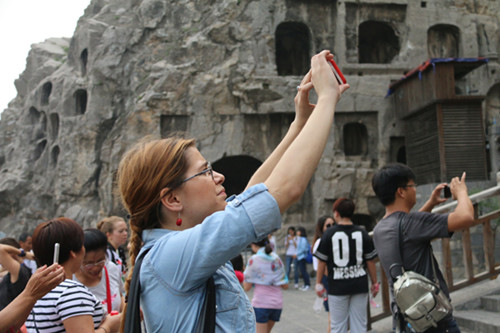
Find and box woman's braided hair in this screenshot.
[116,136,195,330]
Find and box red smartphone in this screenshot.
[328,58,347,84]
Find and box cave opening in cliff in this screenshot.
[212,155,261,197]
[49,113,59,140]
[41,82,52,105]
[28,107,41,125]
[352,213,376,232]
[74,89,88,115]
[33,140,47,161]
[275,22,310,76]
[358,20,399,64]
[390,136,407,164]
[427,24,460,58]
[343,122,368,156]
[51,145,60,166]
[80,48,88,76]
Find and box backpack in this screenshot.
[392,269,452,332]
[390,217,452,332]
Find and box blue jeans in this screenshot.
[423,317,460,333]
[296,259,310,286]
[400,315,460,333]
[285,256,298,283]
[321,275,329,311]
[254,308,282,323]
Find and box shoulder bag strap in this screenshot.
[103,265,112,314]
[124,247,217,333]
[123,248,150,333]
[428,242,440,285]
[388,215,406,279]
[195,276,216,333]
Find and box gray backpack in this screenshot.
[390,218,453,332]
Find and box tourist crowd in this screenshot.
[0,49,477,333]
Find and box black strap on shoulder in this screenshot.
[124,248,217,333]
[195,276,216,333]
[388,215,406,280]
[392,214,440,284]
[124,248,150,333]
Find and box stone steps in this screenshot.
[454,293,500,333]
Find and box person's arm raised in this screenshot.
[265,50,349,213]
[0,264,64,332]
[419,183,447,213]
[447,172,474,232]
[0,244,22,283]
[246,70,315,190]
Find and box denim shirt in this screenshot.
[296,236,310,261]
[139,183,281,332]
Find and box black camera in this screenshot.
[443,185,451,198]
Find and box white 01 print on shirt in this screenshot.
[331,231,366,280]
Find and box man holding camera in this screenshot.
[372,163,474,332]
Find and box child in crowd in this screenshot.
[244,239,288,333]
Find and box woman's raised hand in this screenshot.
[294,70,314,127]
[311,50,349,104]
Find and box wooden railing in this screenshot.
[368,180,500,327]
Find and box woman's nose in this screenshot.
[213,170,225,184]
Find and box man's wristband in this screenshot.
[19,249,26,257]
[315,283,325,292]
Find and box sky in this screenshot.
[0,0,91,118]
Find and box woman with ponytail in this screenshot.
[243,239,288,333]
[117,50,349,332]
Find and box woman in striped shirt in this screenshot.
[25,217,121,333]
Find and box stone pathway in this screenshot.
[245,285,392,333]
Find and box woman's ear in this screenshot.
[159,188,182,213]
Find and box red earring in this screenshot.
[176,212,182,226]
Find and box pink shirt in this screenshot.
[251,284,283,309]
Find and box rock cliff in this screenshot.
[0,0,499,237]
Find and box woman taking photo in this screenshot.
[25,218,121,333]
[73,229,124,315]
[117,50,349,332]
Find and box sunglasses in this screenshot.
[325,223,333,228]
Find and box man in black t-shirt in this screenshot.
[314,198,378,333]
[372,163,474,333]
